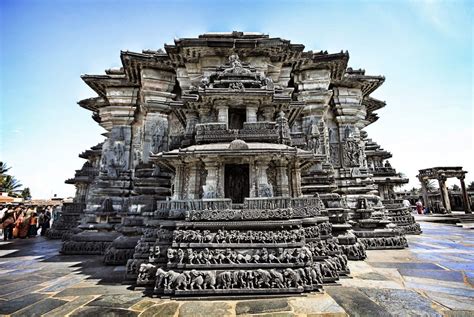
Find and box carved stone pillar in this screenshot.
[203,158,219,198]
[256,159,273,197]
[172,162,185,200]
[185,110,199,137]
[276,158,290,197]
[438,175,451,213]
[419,178,430,209]
[186,159,201,199]
[216,105,229,125]
[246,106,258,123]
[458,175,471,213]
[290,161,302,198]
[262,106,274,122]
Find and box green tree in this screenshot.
[21,187,32,200]
[0,161,11,174]
[2,175,22,195]
[425,180,437,192]
[468,181,474,191]
[451,184,460,191]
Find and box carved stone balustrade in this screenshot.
[195,122,279,144]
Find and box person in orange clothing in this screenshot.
[28,207,38,237]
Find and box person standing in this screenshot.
[1,206,16,240]
[28,208,38,237]
[40,208,51,236]
[416,201,423,215]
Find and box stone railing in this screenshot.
[157,199,232,212]
[195,121,278,144]
[157,196,322,212]
[370,167,397,176]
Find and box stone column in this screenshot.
[438,175,452,213]
[140,68,175,162]
[419,178,430,209]
[262,106,274,122]
[256,159,273,197]
[186,159,201,199]
[290,161,302,198]
[202,158,219,198]
[458,175,472,214]
[172,162,184,200]
[276,158,290,197]
[216,105,229,125]
[246,106,258,123]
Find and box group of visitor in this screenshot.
[0,204,54,240]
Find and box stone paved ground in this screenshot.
[0,221,473,317]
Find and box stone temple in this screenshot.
[49,32,420,296]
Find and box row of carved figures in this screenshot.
[358,236,408,249]
[167,247,314,265]
[138,259,344,292]
[172,228,305,244]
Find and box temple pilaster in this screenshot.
[458,175,472,213]
[438,174,452,213]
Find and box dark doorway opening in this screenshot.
[225,164,249,203]
[228,108,246,129]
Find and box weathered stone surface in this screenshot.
[47,295,96,317]
[359,288,442,317]
[236,299,291,315]
[11,297,67,317]
[179,301,233,317]
[88,294,143,308]
[325,287,391,317]
[0,293,48,315]
[289,294,347,316]
[70,306,139,317]
[140,302,180,317]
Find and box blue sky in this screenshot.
[1,0,472,198]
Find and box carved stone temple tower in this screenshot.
[53,32,419,295]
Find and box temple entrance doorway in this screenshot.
[228,108,246,129]
[224,164,249,204]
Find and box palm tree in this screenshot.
[21,187,32,200]
[468,181,474,191]
[0,161,11,174]
[425,180,437,192]
[1,175,22,195]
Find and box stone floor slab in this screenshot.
[325,287,391,317]
[179,301,234,317]
[140,302,180,317]
[46,295,97,317]
[359,288,442,316]
[236,298,290,315]
[11,297,67,317]
[0,293,47,315]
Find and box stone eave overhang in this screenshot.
[79,143,103,159]
[294,51,349,80]
[81,74,138,98]
[151,143,322,170]
[365,149,392,159]
[77,97,108,112]
[332,74,385,96]
[363,96,386,113]
[120,50,174,85]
